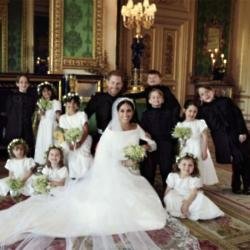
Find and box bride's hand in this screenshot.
[69,142,81,150]
[121,159,136,168]
[142,144,150,152]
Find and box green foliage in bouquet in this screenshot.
[64,128,82,144]
[124,144,146,162]
[7,178,24,192]
[37,98,52,111]
[32,175,51,194]
[172,126,192,140]
[123,144,146,172]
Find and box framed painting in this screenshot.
[49,0,103,74]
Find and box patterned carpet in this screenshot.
[181,166,250,250]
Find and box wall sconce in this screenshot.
[209,48,227,80]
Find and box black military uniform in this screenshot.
[140,106,177,189]
[85,92,120,152]
[127,85,181,124]
[5,90,37,155]
[199,96,250,194]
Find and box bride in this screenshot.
[0,97,167,249]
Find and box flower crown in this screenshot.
[175,152,198,164]
[7,138,28,157]
[45,145,64,156]
[62,92,82,103]
[37,81,56,95]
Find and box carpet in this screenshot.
[181,165,250,250]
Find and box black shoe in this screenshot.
[242,188,250,195]
[232,189,242,194]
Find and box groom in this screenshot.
[85,70,124,153]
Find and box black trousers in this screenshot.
[231,161,250,191]
[141,140,174,188]
[231,138,250,191]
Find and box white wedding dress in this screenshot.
[0,125,167,249]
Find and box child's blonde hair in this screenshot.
[7,138,29,158]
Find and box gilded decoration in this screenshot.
[50,0,103,73]
[142,32,152,73]
[7,0,22,72]
[162,29,175,80]
[21,0,27,72]
[49,0,64,73]
[0,0,8,72]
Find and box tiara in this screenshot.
[62,92,82,103]
[37,81,56,95]
[7,138,28,156]
[175,152,198,164]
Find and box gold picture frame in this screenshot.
[203,19,223,53]
[49,0,104,74]
[0,0,8,72]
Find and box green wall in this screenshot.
[63,0,93,58]
[195,0,231,76]
[8,0,22,72]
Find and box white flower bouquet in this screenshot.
[172,126,192,140]
[32,175,51,194]
[7,178,24,197]
[64,128,82,144]
[123,144,146,173]
[37,98,52,112]
[172,126,192,152]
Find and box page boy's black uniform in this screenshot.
[199,97,250,194]
[127,85,181,124]
[5,90,36,155]
[140,106,177,188]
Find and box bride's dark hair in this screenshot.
[117,99,135,111]
[116,99,137,123]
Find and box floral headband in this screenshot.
[7,138,28,157]
[37,81,56,95]
[62,92,82,103]
[176,152,198,164]
[45,145,64,156]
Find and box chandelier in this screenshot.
[121,0,157,38]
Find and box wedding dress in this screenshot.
[0,98,167,249]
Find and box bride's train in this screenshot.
[0,215,200,250]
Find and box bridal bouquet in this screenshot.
[7,178,24,197]
[32,175,51,194]
[64,128,82,145]
[123,144,146,173]
[172,126,192,152]
[37,98,52,112]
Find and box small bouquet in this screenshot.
[64,128,82,145]
[37,98,52,112]
[32,175,51,194]
[7,178,24,197]
[172,126,192,152]
[53,127,65,144]
[123,144,146,174]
